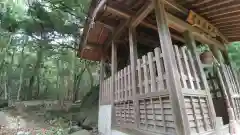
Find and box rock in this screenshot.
[0,100,8,108]
[68,125,82,134]
[70,129,91,135]
[16,131,30,135]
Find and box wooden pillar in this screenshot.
[111,40,117,102]
[99,57,105,105]
[210,45,237,121]
[111,41,117,125]
[111,41,117,76]
[154,0,190,135]
[129,26,139,127]
[221,49,230,65]
[209,45,220,61]
[111,41,117,102]
[221,47,240,90]
[184,30,217,128]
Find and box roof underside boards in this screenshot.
[79,0,240,61]
[175,0,240,42]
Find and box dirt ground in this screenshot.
[0,108,55,135]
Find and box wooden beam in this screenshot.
[103,20,131,51]
[131,2,154,27]
[163,0,188,16]
[184,30,217,129]
[104,2,153,50]
[166,13,226,50]
[154,0,190,135]
[105,5,225,50]
[80,0,107,52]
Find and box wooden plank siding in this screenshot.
[99,44,216,134]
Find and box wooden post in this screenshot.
[221,49,240,90]
[99,57,105,105]
[209,45,220,61]
[111,41,117,101]
[184,30,217,128]
[221,49,230,65]
[129,26,139,127]
[154,0,190,135]
[111,41,117,126]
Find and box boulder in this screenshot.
[0,100,8,108]
[68,125,82,134]
[70,130,91,135]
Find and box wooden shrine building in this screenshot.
[78,0,240,135]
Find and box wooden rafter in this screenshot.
[104,1,154,50]
[167,13,225,50]
[211,14,240,23]
[196,0,234,12]
[105,8,186,44]
[201,2,240,16]
[163,0,188,15]
[104,4,225,50]
[213,18,240,25]
[131,2,154,27]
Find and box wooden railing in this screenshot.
[100,45,214,134]
[220,65,240,120]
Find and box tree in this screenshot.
[0,0,99,103]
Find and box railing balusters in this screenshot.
[99,45,217,134]
[174,45,187,88]
[124,68,127,101]
[154,47,164,91]
[181,47,194,90]
[143,55,150,94]
[148,52,157,92]
[128,66,132,99]
[137,59,143,95]
[187,49,201,90]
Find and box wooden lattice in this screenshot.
[115,101,135,125]
[174,45,203,91]
[184,96,212,133]
[100,45,216,134]
[138,96,175,134]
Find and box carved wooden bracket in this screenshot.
[187,10,228,44]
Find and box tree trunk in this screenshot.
[86,65,94,90]
[7,48,15,105]
[17,44,26,101]
[72,68,86,102]
[1,36,12,100]
[29,45,43,99]
[4,72,8,100]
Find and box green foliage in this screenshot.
[0,0,99,101]
[228,42,240,70]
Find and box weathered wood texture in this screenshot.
[100,45,216,134]
[219,64,240,119]
[154,0,190,134]
[174,46,214,134]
